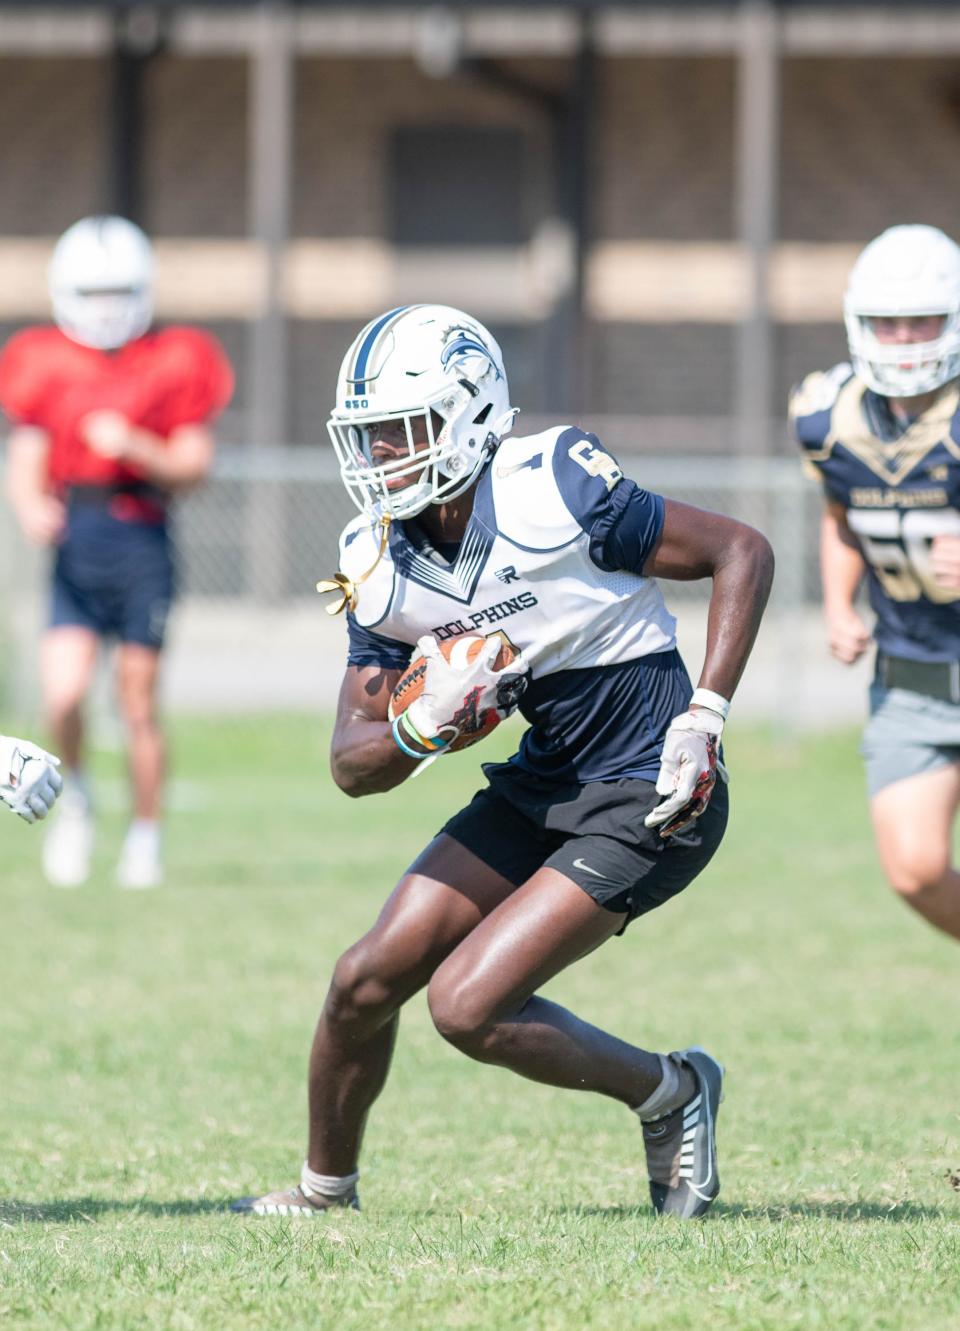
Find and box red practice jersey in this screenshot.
[0,325,234,494]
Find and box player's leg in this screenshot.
[308,836,520,1167]
[425,870,720,1218]
[233,834,523,1215]
[428,865,665,1094]
[41,625,98,772]
[426,778,730,1217]
[115,642,165,821]
[113,537,173,888]
[40,625,99,887]
[862,682,960,940]
[114,642,166,888]
[870,761,960,940]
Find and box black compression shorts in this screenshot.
[440,760,729,933]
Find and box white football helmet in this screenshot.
[327,304,517,519]
[844,224,960,397]
[49,215,154,350]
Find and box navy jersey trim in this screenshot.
[345,613,411,670]
[589,482,665,574]
[512,649,692,784]
[390,508,495,606]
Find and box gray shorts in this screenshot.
[862,683,960,797]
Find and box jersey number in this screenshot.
[569,439,623,492]
[847,508,960,605]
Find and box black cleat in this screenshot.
[642,1046,724,1219]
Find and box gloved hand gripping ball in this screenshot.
[389,634,529,752]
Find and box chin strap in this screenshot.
[316,514,392,616]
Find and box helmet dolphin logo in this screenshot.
[441,330,503,381]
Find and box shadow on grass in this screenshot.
[0,1198,231,1224]
[568,1199,952,1223]
[6,1196,954,1227]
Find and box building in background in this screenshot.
[0,0,955,716]
[5,1,960,450]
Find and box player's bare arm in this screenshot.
[929,532,960,590]
[5,425,65,545]
[331,635,527,796]
[330,664,416,796]
[820,500,870,664]
[643,499,775,700]
[79,412,215,491]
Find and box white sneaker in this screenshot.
[116,821,163,890]
[42,789,94,888]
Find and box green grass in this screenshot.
[1,717,958,1330]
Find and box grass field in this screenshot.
[1,715,958,1330]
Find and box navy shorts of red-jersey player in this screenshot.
[0,324,233,647]
[52,495,174,648]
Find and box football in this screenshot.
[388,633,519,752]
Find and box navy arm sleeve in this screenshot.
[590,482,665,573]
[551,428,665,573]
[345,613,412,670]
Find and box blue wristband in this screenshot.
[391,716,432,760]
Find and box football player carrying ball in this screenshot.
[235,305,773,1220]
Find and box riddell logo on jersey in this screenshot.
[432,591,538,640]
[495,566,520,584]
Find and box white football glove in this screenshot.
[0,735,63,824]
[406,635,529,743]
[644,708,725,839]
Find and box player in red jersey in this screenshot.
[0,216,234,888]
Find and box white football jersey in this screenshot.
[339,426,692,783]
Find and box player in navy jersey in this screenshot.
[235,305,773,1220]
[793,225,960,944]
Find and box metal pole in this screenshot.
[547,9,593,417]
[452,24,592,419]
[107,5,163,222]
[247,0,293,600]
[772,459,808,738]
[735,0,779,457]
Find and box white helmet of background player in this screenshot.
[844,224,960,397]
[327,304,517,520]
[49,215,154,351]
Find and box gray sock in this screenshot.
[632,1053,684,1121]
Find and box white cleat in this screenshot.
[231,1184,359,1217]
[116,822,163,890]
[42,790,94,888]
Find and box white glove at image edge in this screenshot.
[0,735,63,823]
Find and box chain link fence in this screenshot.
[0,444,854,729]
[173,447,819,604]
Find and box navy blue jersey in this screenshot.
[340,425,690,783]
[792,364,960,663]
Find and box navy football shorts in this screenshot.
[440,760,729,932]
[51,507,174,650]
